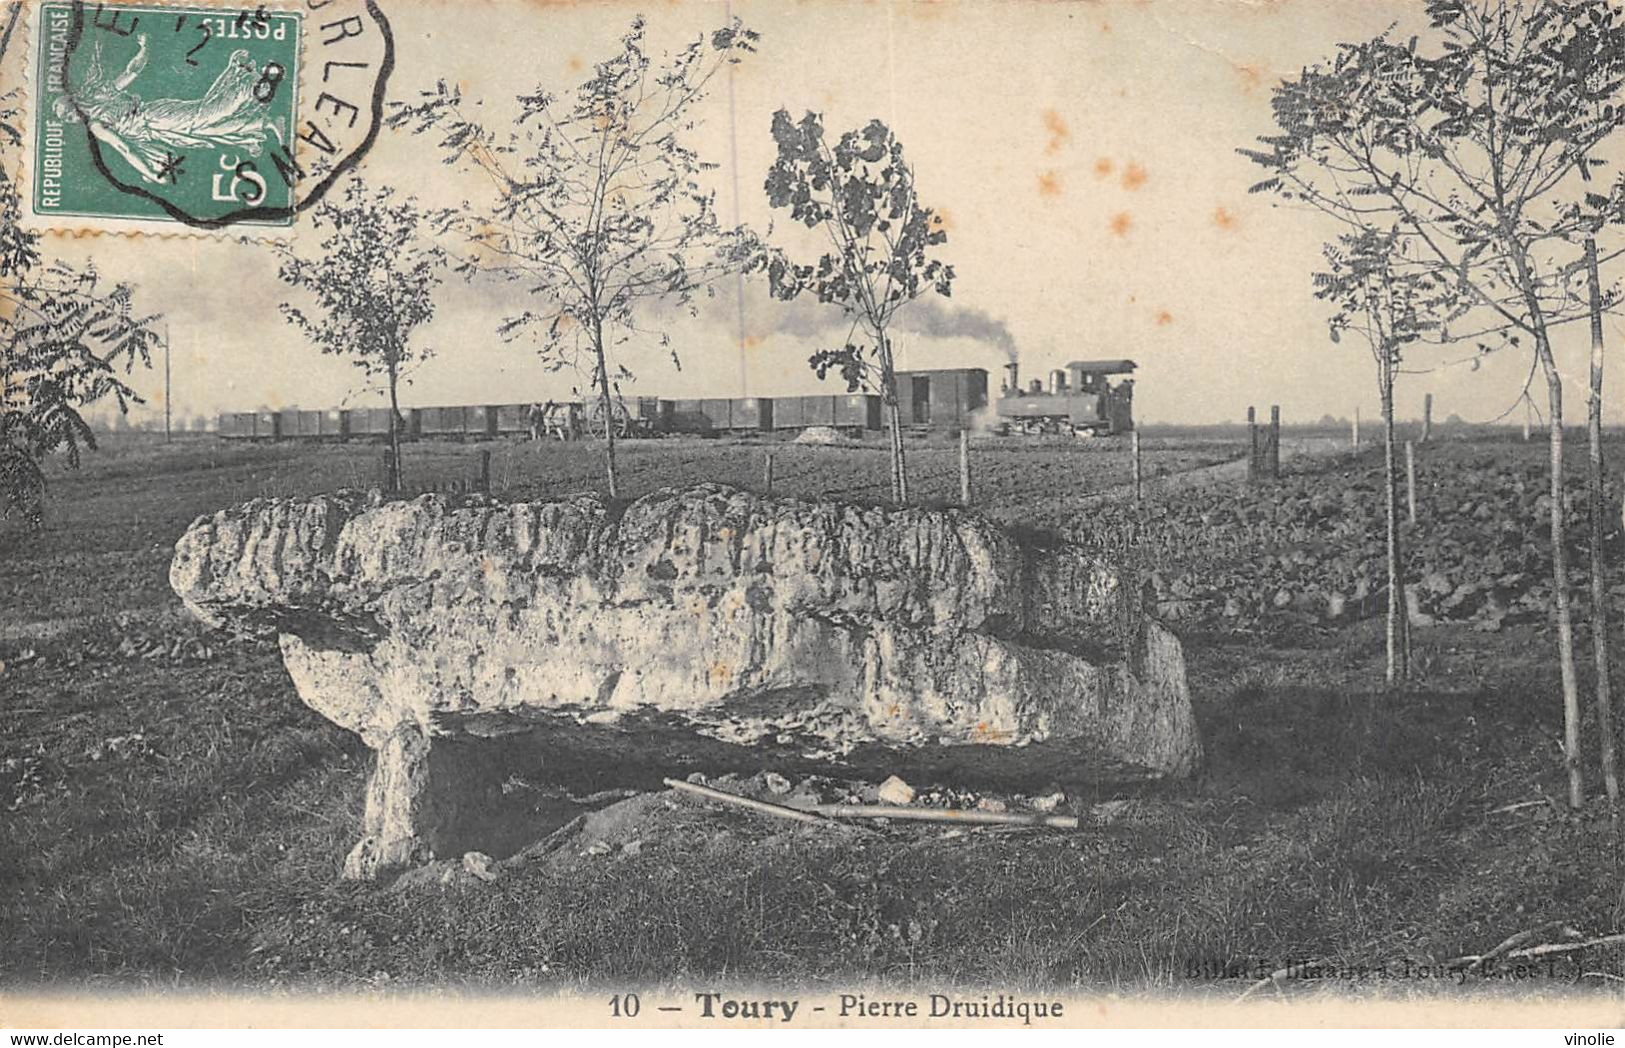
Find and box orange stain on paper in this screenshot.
[1121,162,1148,191]
[1037,170,1062,198]
[1213,206,1238,230]
[1093,157,1115,179]
[1042,109,1070,155]
[1109,212,1134,237]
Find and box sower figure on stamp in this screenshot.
[54,35,286,185]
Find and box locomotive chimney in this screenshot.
[1004,360,1020,396]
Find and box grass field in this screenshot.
[2,431,1622,997]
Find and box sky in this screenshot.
[25,0,1625,428]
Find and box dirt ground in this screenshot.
[2,430,1622,997]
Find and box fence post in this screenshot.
[1422,393,1433,443]
[959,428,972,506]
[1247,406,1258,482]
[1523,408,1532,442]
[478,450,492,493]
[1131,429,1142,504]
[381,451,395,492]
[1405,440,1418,524]
[763,451,775,495]
[1352,408,1360,450]
[1269,405,1281,478]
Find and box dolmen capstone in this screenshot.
[169,483,1200,879]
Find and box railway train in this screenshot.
[216,364,1136,442]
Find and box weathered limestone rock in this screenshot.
[170,484,1200,879]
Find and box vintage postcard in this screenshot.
[2,0,1624,1036]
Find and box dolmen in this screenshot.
[170,484,1201,879]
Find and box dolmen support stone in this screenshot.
[169,484,1201,879]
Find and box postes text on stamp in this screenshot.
[35,3,301,225]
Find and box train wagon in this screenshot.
[772,394,880,432]
[895,368,989,430]
[632,397,675,435]
[343,407,398,439]
[730,397,774,432]
[415,406,466,440]
[464,405,499,440]
[771,395,835,431]
[316,410,347,439]
[217,412,257,439]
[283,410,342,439]
[833,393,881,430]
[278,409,305,440]
[670,398,729,434]
[670,397,775,433]
[495,403,532,438]
[255,411,282,440]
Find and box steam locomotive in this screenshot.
[215,363,1136,441]
[993,359,1136,436]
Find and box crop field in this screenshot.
[2,431,1623,995]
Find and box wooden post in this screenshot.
[1523,405,1532,442]
[1268,405,1281,478]
[163,324,171,444]
[382,451,394,492]
[1422,393,1433,443]
[1352,407,1360,450]
[1131,429,1142,504]
[763,451,775,495]
[1247,406,1258,482]
[1405,440,1417,525]
[478,450,492,492]
[959,428,972,506]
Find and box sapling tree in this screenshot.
[274,180,446,491]
[0,88,157,528]
[1581,235,1621,804]
[386,16,760,498]
[761,112,953,503]
[1318,227,1465,684]
[1242,0,1625,807]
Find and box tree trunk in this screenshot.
[1538,336,1585,809]
[1585,238,1620,806]
[1382,364,1409,686]
[386,361,403,493]
[877,331,908,504]
[592,323,619,500]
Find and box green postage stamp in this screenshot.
[33,3,302,226]
[25,0,393,232]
